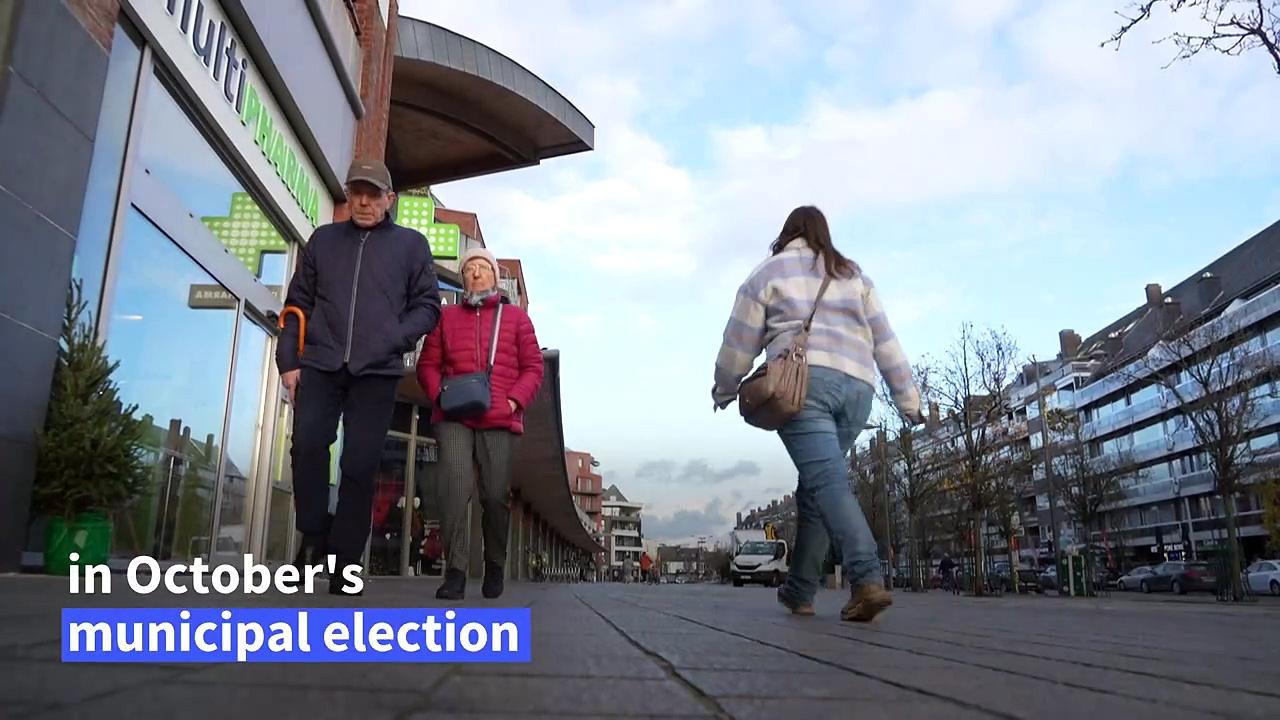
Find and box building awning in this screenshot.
[511,350,605,555]
[387,16,595,188]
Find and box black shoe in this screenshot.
[483,562,504,599]
[289,534,327,590]
[436,569,466,600]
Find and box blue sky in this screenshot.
[401,0,1280,545]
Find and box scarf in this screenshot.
[462,288,499,307]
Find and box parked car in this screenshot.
[1243,560,1280,596]
[1116,566,1155,591]
[1039,565,1058,592]
[1015,568,1043,593]
[1141,561,1218,594]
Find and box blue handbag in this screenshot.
[438,304,503,419]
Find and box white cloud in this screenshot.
[399,0,1280,524]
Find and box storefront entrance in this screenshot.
[83,29,300,570]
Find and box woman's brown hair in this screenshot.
[770,205,860,279]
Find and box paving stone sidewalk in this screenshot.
[1,574,1278,719]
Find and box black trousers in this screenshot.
[290,365,400,564]
[435,422,514,574]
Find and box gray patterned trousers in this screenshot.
[435,421,514,574]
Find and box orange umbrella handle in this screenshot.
[278,306,306,357]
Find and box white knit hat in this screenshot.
[459,247,499,276]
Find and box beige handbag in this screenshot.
[737,275,832,430]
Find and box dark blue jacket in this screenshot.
[276,213,442,376]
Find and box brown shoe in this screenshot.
[777,589,816,616]
[841,583,892,622]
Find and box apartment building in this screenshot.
[1063,224,1280,566]
[602,484,644,580]
[861,218,1280,574]
[566,450,604,533]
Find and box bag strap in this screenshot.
[485,303,504,374]
[794,275,832,348]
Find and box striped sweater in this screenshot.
[713,243,921,417]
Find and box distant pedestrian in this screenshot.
[712,205,923,622]
[417,248,545,600]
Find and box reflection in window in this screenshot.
[105,209,236,562]
[72,24,142,325]
[212,317,271,560]
[135,71,288,289]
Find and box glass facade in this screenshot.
[72,24,142,327]
[106,209,237,562]
[46,19,304,568]
[134,71,289,294]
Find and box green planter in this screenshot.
[44,512,112,576]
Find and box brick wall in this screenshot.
[66,0,119,50]
[334,0,398,222]
[351,0,397,164]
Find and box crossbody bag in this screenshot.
[438,304,504,419]
[737,275,832,431]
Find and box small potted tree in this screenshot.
[33,280,150,575]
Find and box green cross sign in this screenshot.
[395,195,461,259]
[201,192,288,277]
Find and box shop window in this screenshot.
[103,209,238,562]
[135,70,289,292]
[73,23,143,326]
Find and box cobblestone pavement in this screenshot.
[2,574,1278,719]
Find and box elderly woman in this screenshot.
[417,248,544,600]
[712,205,923,623]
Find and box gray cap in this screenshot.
[346,159,392,191]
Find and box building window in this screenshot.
[73,23,143,326]
[136,70,290,291]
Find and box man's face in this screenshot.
[347,182,395,228]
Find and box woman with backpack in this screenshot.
[712,206,923,622]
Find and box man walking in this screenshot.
[277,159,442,595]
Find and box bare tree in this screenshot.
[1263,477,1280,556]
[935,323,1023,595]
[1128,314,1273,600]
[877,363,944,591]
[852,444,890,565]
[1103,0,1280,76]
[1046,407,1141,594]
[988,441,1034,586]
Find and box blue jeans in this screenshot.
[778,366,880,605]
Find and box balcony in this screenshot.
[1076,289,1280,408]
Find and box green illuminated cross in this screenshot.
[201,192,288,277]
[395,195,461,259]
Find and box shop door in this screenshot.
[101,64,290,567]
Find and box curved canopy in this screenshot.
[388,17,595,189]
[511,350,605,555]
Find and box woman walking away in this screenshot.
[417,248,544,600]
[712,205,923,622]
